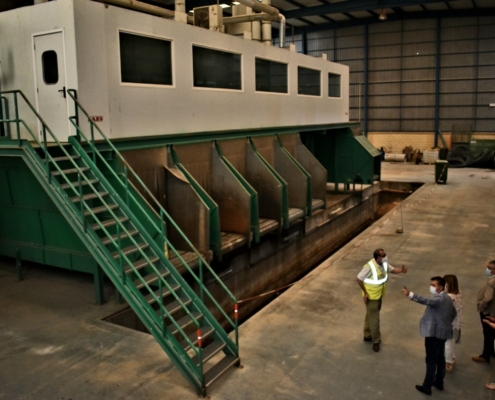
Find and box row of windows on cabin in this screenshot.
[119,32,342,97]
[41,32,341,98]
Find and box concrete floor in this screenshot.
[1,162,495,399]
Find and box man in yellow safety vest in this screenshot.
[356,248,407,352]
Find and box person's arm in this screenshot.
[483,319,495,330]
[390,265,407,274]
[401,286,441,307]
[356,277,369,304]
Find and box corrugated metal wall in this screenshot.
[305,16,495,133]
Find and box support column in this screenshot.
[434,17,441,147]
[302,29,307,54]
[94,264,105,305]
[363,22,369,137]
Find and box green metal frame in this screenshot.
[276,136,313,216]
[0,89,240,396]
[169,145,223,260]
[248,139,291,229]
[214,141,260,243]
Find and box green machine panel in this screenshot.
[0,156,97,274]
[302,127,381,189]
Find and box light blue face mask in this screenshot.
[429,286,437,295]
[487,268,493,277]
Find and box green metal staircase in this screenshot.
[0,90,240,396]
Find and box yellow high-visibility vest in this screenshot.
[362,259,389,300]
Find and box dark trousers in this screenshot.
[423,337,446,390]
[481,312,495,361]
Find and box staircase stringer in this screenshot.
[70,138,239,357]
[20,143,205,394]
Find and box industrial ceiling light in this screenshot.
[219,3,231,8]
[379,9,387,21]
[232,1,241,4]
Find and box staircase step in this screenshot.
[71,191,109,202]
[154,297,193,313]
[124,255,159,274]
[205,355,239,388]
[45,155,81,163]
[135,270,172,290]
[181,326,215,351]
[191,341,227,367]
[169,251,200,274]
[91,216,129,231]
[84,204,119,216]
[61,178,99,190]
[52,167,90,176]
[142,282,179,303]
[167,312,203,336]
[112,243,150,259]
[101,229,139,246]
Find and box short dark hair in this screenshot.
[373,248,384,260]
[431,276,446,289]
[490,260,495,266]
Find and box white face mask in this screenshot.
[382,256,388,266]
[487,268,493,277]
[429,286,437,295]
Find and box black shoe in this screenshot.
[433,383,444,391]
[373,343,380,352]
[364,337,372,342]
[415,385,432,395]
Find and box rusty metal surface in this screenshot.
[165,165,210,256]
[120,147,168,210]
[246,143,283,224]
[251,136,275,166]
[295,136,328,206]
[174,142,212,193]
[281,134,328,207]
[218,139,248,176]
[274,139,308,211]
[211,143,251,237]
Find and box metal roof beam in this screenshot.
[284,0,457,20]
[282,7,495,33]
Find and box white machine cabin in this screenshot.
[0,0,350,142]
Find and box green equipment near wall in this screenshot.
[435,160,448,184]
[302,127,381,191]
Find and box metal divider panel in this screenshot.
[295,136,327,208]
[215,142,260,243]
[273,138,307,213]
[246,141,283,228]
[251,136,275,166]
[165,165,210,257]
[211,143,251,243]
[169,146,222,260]
[217,139,248,176]
[173,142,212,194]
[120,147,168,211]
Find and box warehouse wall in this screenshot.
[300,16,495,138]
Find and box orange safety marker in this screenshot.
[197,329,202,347]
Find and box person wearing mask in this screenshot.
[443,274,462,371]
[473,260,495,364]
[402,277,457,396]
[356,248,407,352]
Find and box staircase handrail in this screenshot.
[66,90,239,341]
[0,90,203,361]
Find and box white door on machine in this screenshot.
[33,31,69,142]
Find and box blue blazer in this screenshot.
[411,291,457,340]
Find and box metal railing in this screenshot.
[0,90,211,383]
[66,90,239,347]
